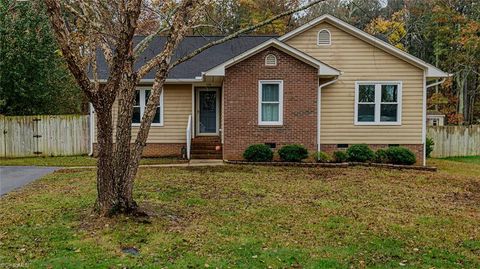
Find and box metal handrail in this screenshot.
[186,115,192,160]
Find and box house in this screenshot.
[91,15,449,165]
[427,110,446,126]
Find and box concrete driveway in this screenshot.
[0,166,59,196]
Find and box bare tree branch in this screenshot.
[44,0,95,100]
[133,25,169,58]
[136,0,325,80]
[62,1,105,32]
[103,0,142,98]
[133,4,181,58]
[170,0,326,69]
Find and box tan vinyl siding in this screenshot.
[286,22,424,144]
[94,84,192,143]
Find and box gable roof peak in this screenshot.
[202,38,340,77]
[280,14,449,78]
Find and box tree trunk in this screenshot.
[94,107,117,215]
[463,75,469,122]
[129,76,167,171]
[457,72,466,123]
[113,78,139,213]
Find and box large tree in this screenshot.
[42,0,325,216]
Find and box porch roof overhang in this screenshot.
[200,39,341,78]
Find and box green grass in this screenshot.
[0,160,479,268]
[440,156,480,164]
[0,156,187,167]
[428,156,480,177]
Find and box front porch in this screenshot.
[187,82,224,160]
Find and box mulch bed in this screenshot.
[225,160,437,172]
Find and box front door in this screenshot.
[197,88,219,135]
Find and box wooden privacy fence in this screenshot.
[0,115,90,157]
[427,125,480,158]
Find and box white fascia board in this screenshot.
[280,14,449,78]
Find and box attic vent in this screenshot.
[265,54,277,66]
[317,29,331,45]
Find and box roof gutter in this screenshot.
[90,78,204,84]
[317,76,340,154]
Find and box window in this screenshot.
[265,54,277,66]
[132,87,163,126]
[258,80,283,125]
[355,82,402,125]
[317,29,331,45]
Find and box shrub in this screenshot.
[426,137,435,158]
[313,151,331,163]
[374,149,390,163]
[333,151,348,163]
[278,144,308,162]
[243,144,273,162]
[385,146,416,165]
[346,144,375,162]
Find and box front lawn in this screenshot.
[441,156,480,164]
[0,161,479,268]
[0,156,187,167]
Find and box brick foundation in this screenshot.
[223,46,318,160]
[93,143,185,158]
[321,144,424,165]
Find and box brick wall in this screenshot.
[93,143,185,158]
[321,144,425,165]
[223,47,318,160]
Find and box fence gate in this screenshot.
[0,115,89,158]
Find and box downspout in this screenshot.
[317,76,340,153]
[423,77,447,166]
[88,102,94,156]
[426,78,447,89]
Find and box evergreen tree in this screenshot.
[0,0,82,115]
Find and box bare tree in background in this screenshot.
[42,0,325,216]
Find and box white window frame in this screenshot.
[258,80,283,126]
[354,81,402,126]
[317,29,331,46]
[132,87,164,127]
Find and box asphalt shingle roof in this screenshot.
[95,35,276,80]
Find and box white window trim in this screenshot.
[258,80,283,126]
[317,29,331,46]
[354,81,402,126]
[132,87,164,127]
